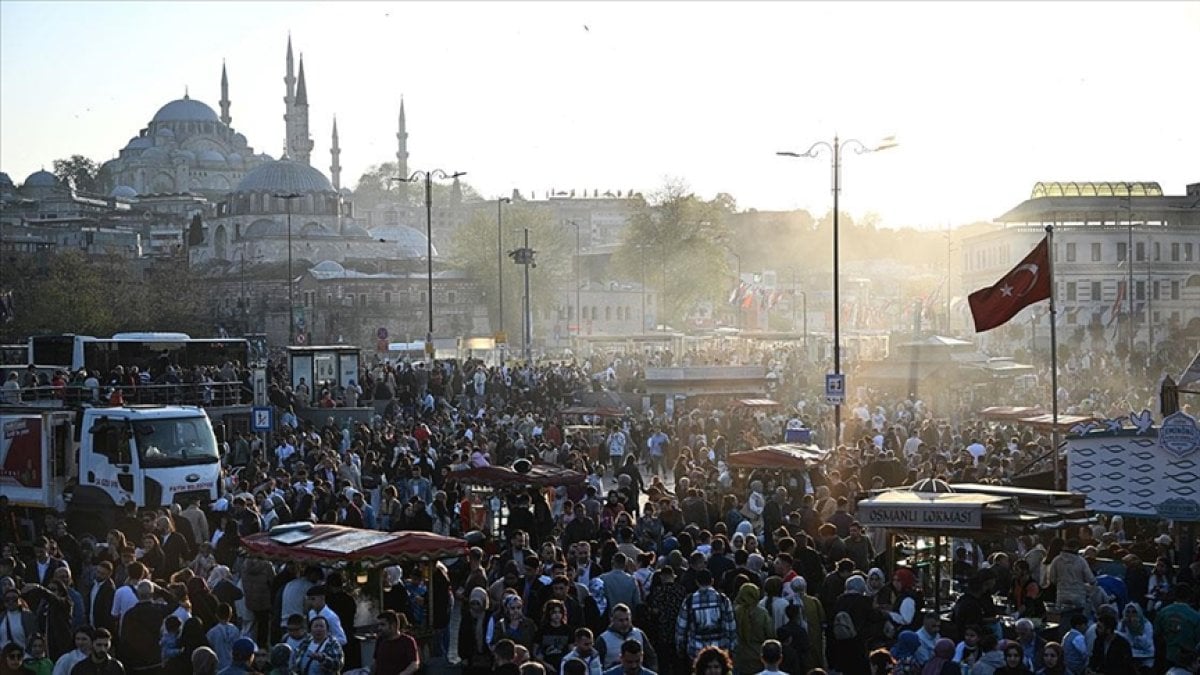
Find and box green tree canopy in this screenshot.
[52,155,100,194]
[351,162,481,210]
[612,180,734,328]
[448,203,571,341]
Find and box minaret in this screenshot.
[396,98,409,178]
[290,55,314,165]
[219,61,231,126]
[330,117,342,191]
[283,35,295,157]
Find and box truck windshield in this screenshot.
[132,416,218,468]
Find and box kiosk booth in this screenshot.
[287,345,361,405]
[856,482,1090,638]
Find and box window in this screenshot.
[1153,281,1160,301]
[1172,243,1180,261]
[384,292,391,304]
[1091,243,1102,261]
[1136,242,1145,261]
[1065,243,1076,262]
[605,307,612,321]
[568,305,574,320]
[359,294,367,306]
[1066,282,1077,301]
[1172,281,1180,301]
[1136,281,1145,301]
[448,292,456,304]
[1186,243,1194,262]
[1090,281,1101,300]
[1154,242,1161,261]
[1117,242,1128,262]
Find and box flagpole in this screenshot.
[1046,224,1061,489]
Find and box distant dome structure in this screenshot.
[311,260,345,274]
[909,478,954,493]
[370,224,437,258]
[152,96,220,124]
[24,169,58,188]
[341,223,370,238]
[110,185,138,200]
[198,149,225,163]
[236,158,334,194]
[124,136,153,150]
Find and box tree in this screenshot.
[448,203,571,341]
[6,251,123,336]
[612,179,734,329]
[52,155,101,194]
[351,162,482,210]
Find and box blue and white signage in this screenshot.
[252,406,274,431]
[825,373,846,405]
[1160,411,1200,458]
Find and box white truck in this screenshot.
[0,404,222,534]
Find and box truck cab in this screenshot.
[70,406,222,529]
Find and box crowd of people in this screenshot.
[1,342,1197,675]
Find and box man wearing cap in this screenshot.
[306,586,347,646]
[218,638,256,675]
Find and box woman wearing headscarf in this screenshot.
[732,583,774,675]
[892,631,923,675]
[186,576,218,629]
[830,575,878,675]
[584,577,609,634]
[866,568,895,611]
[490,593,536,651]
[190,646,218,675]
[759,577,790,631]
[1035,642,1066,675]
[889,567,925,633]
[1115,602,1154,671]
[458,587,493,675]
[788,576,826,670]
[922,638,959,675]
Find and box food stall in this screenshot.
[856,482,1089,639]
[726,443,828,488]
[447,463,588,535]
[240,523,468,649]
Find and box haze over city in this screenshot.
[2,0,1197,229]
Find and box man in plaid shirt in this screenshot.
[674,570,736,660]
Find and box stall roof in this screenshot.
[978,406,1045,421]
[1017,413,1096,431]
[737,398,781,408]
[241,524,467,565]
[449,463,587,488]
[949,482,1083,504]
[727,443,827,470]
[560,406,625,417]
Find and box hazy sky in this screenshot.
[2,1,1197,228]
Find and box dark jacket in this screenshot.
[85,579,117,633]
[120,601,171,671]
[1089,633,1135,675]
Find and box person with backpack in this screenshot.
[830,574,880,675]
[674,571,735,662]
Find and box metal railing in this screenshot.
[1,381,250,408]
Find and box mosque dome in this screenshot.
[124,136,153,151]
[173,149,196,163]
[142,147,168,162]
[311,260,345,274]
[156,127,176,138]
[226,153,243,165]
[0,172,12,187]
[300,221,337,237]
[236,158,333,194]
[342,223,371,238]
[24,170,59,188]
[198,150,225,164]
[244,218,286,238]
[370,224,437,258]
[110,185,138,200]
[152,96,220,124]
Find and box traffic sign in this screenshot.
[825,373,846,405]
[294,332,307,345]
[377,326,389,340]
[251,406,273,431]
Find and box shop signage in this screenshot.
[1160,411,1200,458]
[857,502,982,530]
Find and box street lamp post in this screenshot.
[791,269,808,348]
[508,229,537,361]
[566,220,581,342]
[1125,183,1135,363]
[497,197,511,346]
[394,170,466,358]
[778,135,896,447]
[274,193,301,344]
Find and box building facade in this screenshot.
[961,181,1200,354]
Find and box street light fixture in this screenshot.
[273,192,302,344]
[565,220,581,342]
[508,229,536,361]
[777,135,897,447]
[392,169,466,358]
[497,197,511,349]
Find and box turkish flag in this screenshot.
[968,236,1052,332]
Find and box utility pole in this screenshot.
[274,192,301,344]
[497,197,510,355]
[508,229,536,361]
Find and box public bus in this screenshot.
[28,333,251,376]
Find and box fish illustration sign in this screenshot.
[1067,410,1200,521]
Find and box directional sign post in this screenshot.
[825,373,846,406]
[252,406,274,432]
